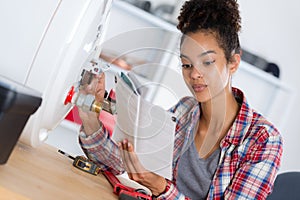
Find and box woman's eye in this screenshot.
[181,64,193,69]
[203,60,215,66]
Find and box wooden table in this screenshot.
[0,142,118,200]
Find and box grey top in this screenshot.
[177,141,221,200]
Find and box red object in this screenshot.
[65,106,115,136]
[108,89,116,101]
[64,86,75,105]
[101,170,152,200]
[119,190,152,200]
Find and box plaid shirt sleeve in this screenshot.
[223,128,283,200]
[79,124,125,175]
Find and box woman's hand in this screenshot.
[119,139,167,196]
[78,73,106,136]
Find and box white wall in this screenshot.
[238,0,300,173]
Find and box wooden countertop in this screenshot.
[0,142,118,200]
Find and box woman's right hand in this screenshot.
[78,72,106,136]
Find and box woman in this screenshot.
[78,0,283,199]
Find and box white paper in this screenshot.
[112,72,176,180]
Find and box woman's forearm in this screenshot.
[79,123,124,174]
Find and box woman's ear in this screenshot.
[229,53,241,75]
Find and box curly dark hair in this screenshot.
[177,0,241,62]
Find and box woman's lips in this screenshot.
[192,84,207,92]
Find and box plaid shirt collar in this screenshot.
[221,87,254,146]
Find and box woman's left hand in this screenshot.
[119,139,167,196]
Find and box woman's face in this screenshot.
[180,31,237,103]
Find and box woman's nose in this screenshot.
[191,66,203,80]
